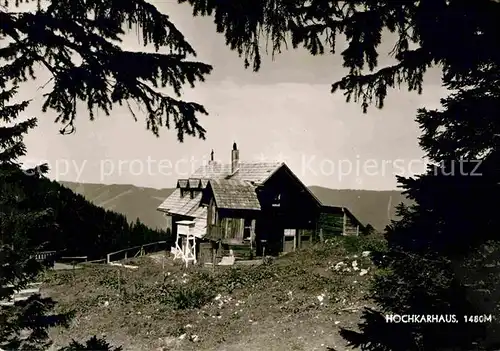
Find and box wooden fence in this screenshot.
[106,241,167,264]
[0,282,42,306]
[16,241,168,272]
[31,250,57,262]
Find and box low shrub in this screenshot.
[59,335,122,351]
[334,234,387,254]
[160,283,216,310]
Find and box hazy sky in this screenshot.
[19,1,449,190]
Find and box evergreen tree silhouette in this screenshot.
[0,70,71,350]
[58,335,122,351]
[181,0,500,111]
[1,0,188,349]
[1,0,212,140]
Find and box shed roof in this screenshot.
[191,162,283,184]
[157,188,202,216]
[208,179,261,210]
[190,206,207,238]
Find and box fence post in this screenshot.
[117,269,121,297]
[319,228,324,243]
[212,245,216,272]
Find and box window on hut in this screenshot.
[210,202,216,225]
[272,193,281,207]
[243,218,252,239]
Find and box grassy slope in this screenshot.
[60,181,411,232]
[44,236,384,351]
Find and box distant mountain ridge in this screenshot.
[59,181,175,230]
[308,186,413,231]
[60,181,412,232]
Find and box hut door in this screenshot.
[283,229,296,253]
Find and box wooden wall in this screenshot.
[207,198,217,226]
[198,242,213,264]
[220,217,245,241]
[344,215,360,236]
[197,241,254,264]
[254,166,320,255]
[298,229,314,249]
[165,214,173,234]
[220,242,254,260]
[318,210,360,238]
[318,212,344,239]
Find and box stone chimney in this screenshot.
[208,149,215,165]
[231,142,239,173]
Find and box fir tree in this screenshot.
[1,0,203,348]
[1,0,212,140]
[58,335,122,351]
[181,0,500,112]
[0,71,71,350]
[338,65,500,351]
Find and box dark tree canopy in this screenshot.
[417,67,500,161]
[181,0,500,111]
[0,69,71,350]
[309,2,500,348]
[0,70,168,349]
[4,1,499,137]
[1,1,183,349]
[58,335,122,351]
[339,159,500,350]
[1,0,212,140]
